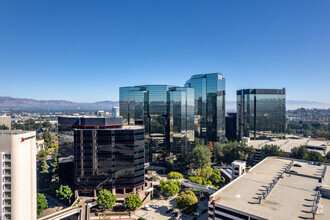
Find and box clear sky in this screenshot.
[0,0,329,103]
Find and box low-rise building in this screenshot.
[208,157,330,220]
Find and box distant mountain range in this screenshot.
[0,96,118,110]
[226,100,330,112]
[0,96,329,111]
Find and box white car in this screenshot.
[194,212,200,216]
[150,203,159,209]
[144,205,151,211]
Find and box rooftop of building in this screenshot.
[232,160,246,166]
[0,130,33,135]
[247,135,330,155]
[236,88,286,95]
[210,157,330,220]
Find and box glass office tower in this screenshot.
[237,88,286,140]
[185,73,226,143]
[119,85,194,168]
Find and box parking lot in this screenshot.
[132,194,209,220]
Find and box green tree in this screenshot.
[125,194,142,210]
[43,131,51,147]
[37,193,48,215]
[190,144,211,169]
[200,166,213,180]
[0,125,9,130]
[42,120,52,129]
[260,145,285,159]
[176,190,198,209]
[213,142,224,163]
[307,151,324,162]
[56,185,73,204]
[160,180,180,196]
[168,171,183,179]
[50,145,58,173]
[326,151,330,161]
[97,189,117,210]
[290,146,309,160]
[209,169,225,184]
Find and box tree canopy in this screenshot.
[260,144,286,159]
[125,194,142,210]
[0,125,9,130]
[37,193,48,215]
[56,185,73,203]
[190,144,211,169]
[97,189,117,210]
[168,171,183,179]
[213,141,255,163]
[176,190,198,209]
[160,180,180,196]
[290,145,327,162]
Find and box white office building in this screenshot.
[0,130,36,220]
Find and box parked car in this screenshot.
[144,205,151,211]
[171,212,178,217]
[150,203,159,209]
[293,164,302,167]
[193,212,200,216]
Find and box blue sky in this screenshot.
[0,0,329,103]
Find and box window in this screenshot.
[4,199,11,205]
[4,169,11,175]
[215,206,248,220]
[5,214,11,219]
[4,162,11,167]
[4,184,11,190]
[5,192,11,197]
[4,154,11,160]
[4,177,11,182]
[4,207,11,212]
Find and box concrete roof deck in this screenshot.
[210,157,330,220]
[0,130,32,135]
[248,136,329,155]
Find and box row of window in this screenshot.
[209,206,260,220]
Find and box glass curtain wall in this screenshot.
[237,89,286,140]
[185,73,226,143]
[119,85,194,167]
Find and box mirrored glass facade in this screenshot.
[185,73,226,143]
[74,126,145,192]
[237,89,286,140]
[119,85,194,167]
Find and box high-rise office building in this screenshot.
[58,117,145,197]
[119,85,194,168]
[237,88,286,140]
[0,130,36,220]
[185,73,226,143]
[225,113,237,141]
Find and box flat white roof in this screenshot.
[210,157,330,220]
